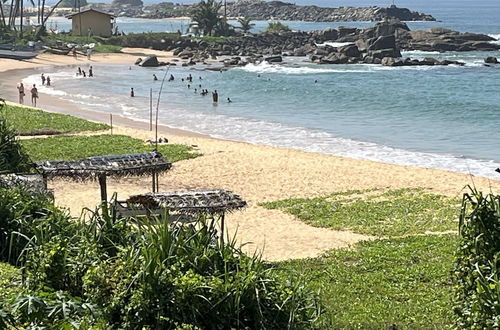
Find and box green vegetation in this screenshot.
[191,0,223,36]
[21,134,200,162]
[0,262,21,301]
[0,112,32,174]
[282,234,456,328]
[3,104,108,135]
[265,21,291,33]
[454,188,500,328]
[0,187,320,328]
[237,17,255,33]
[58,0,87,7]
[262,188,459,236]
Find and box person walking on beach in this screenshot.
[212,90,219,103]
[30,84,38,106]
[130,88,135,97]
[17,83,25,104]
[41,73,46,85]
[46,76,51,86]
[89,66,93,77]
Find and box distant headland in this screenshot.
[54,0,437,22]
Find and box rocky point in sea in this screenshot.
[134,19,500,69]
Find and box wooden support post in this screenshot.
[110,114,113,135]
[152,172,156,193]
[220,213,225,245]
[149,88,153,131]
[98,174,107,203]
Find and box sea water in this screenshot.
[30,0,500,179]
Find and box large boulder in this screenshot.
[368,35,396,51]
[338,44,361,58]
[485,56,499,64]
[140,55,160,67]
[369,48,401,59]
[265,55,283,63]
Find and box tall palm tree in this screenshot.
[236,16,254,33]
[191,0,222,36]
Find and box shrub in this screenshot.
[83,217,321,329]
[0,114,32,174]
[265,21,291,33]
[0,187,64,264]
[453,187,500,328]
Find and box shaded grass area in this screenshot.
[21,134,200,163]
[0,262,22,302]
[262,188,460,236]
[3,104,108,135]
[280,234,456,329]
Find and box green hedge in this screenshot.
[454,188,500,328]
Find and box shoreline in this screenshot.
[3,53,500,261]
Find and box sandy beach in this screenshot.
[2,51,500,261]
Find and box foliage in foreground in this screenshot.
[3,104,108,135]
[0,187,320,328]
[0,113,32,174]
[21,134,200,162]
[282,234,456,329]
[262,188,459,236]
[454,188,500,329]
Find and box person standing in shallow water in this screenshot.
[212,90,219,103]
[41,73,45,85]
[17,83,25,104]
[130,88,135,97]
[30,84,38,106]
[153,74,158,81]
[46,76,51,86]
[89,66,93,77]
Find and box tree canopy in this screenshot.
[191,0,223,36]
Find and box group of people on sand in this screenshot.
[77,66,93,77]
[16,82,38,107]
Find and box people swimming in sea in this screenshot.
[227,97,232,103]
[89,66,93,77]
[187,74,193,82]
[130,88,135,97]
[212,90,219,103]
[82,71,86,77]
[30,84,38,106]
[153,74,158,81]
[168,74,174,81]
[46,76,51,86]
[17,82,25,104]
[187,84,190,89]
[194,88,197,93]
[41,73,45,85]
[78,67,82,76]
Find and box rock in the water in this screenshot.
[368,35,396,51]
[338,44,361,58]
[485,56,499,64]
[140,55,160,67]
[265,55,283,63]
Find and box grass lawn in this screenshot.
[21,134,200,163]
[281,234,456,329]
[3,104,108,135]
[262,188,460,236]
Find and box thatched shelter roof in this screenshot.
[35,151,172,181]
[0,174,49,195]
[126,190,247,214]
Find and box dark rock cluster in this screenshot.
[225,1,435,22]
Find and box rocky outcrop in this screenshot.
[485,57,499,64]
[225,1,435,22]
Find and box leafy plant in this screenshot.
[265,21,291,33]
[236,17,255,33]
[0,113,32,174]
[191,0,223,36]
[453,187,500,329]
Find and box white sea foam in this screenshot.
[151,108,500,179]
[238,61,375,74]
[316,41,354,48]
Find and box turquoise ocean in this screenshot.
[28,0,500,179]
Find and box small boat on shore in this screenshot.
[0,49,39,60]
